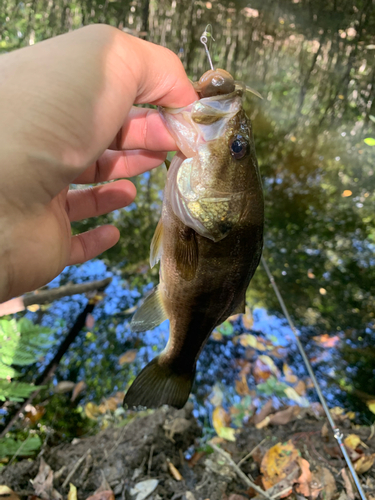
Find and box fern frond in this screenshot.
[0,380,44,402]
[0,435,42,457]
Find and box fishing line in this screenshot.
[200,24,215,71]
[261,256,367,500]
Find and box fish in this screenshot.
[123,68,264,410]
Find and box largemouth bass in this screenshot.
[124,69,264,409]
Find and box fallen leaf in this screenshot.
[86,492,115,500]
[25,404,45,423]
[130,479,158,500]
[258,355,279,375]
[253,399,274,425]
[341,468,354,500]
[71,381,86,402]
[313,333,340,348]
[187,451,206,468]
[321,422,329,438]
[0,486,21,500]
[99,397,118,412]
[236,334,267,351]
[119,350,137,365]
[212,330,223,341]
[294,380,306,396]
[253,358,272,383]
[212,406,235,440]
[284,386,309,407]
[242,307,254,330]
[311,467,336,500]
[295,458,311,497]
[209,384,224,407]
[260,440,300,492]
[235,374,251,396]
[55,381,75,394]
[344,434,361,451]
[366,400,375,414]
[31,458,62,500]
[255,416,270,429]
[354,454,375,474]
[269,406,301,426]
[68,483,77,500]
[168,461,183,481]
[228,495,248,500]
[84,402,101,420]
[283,363,298,383]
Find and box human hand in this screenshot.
[0,24,198,302]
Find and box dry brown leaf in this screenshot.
[269,406,301,426]
[354,453,375,474]
[341,468,354,500]
[313,334,340,348]
[253,399,274,425]
[235,374,251,396]
[310,466,336,500]
[258,355,279,376]
[253,358,273,383]
[168,461,183,481]
[31,458,62,500]
[85,492,115,500]
[283,363,298,384]
[295,458,312,497]
[321,422,329,438]
[294,380,306,396]
[84,402,101,420]
[25,404,45,423]
[55,381,75,394]
[0,486,21,500]
[260,440,300,491]
[119,349,137,365]
[71,381,86,402]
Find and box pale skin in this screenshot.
[0,24,198,303]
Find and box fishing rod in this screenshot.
[199,25,367,500]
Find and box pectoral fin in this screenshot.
[130,287,167,333]
[150,219,163,268]
[175,227,198,281]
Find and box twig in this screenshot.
[148,444,154,476]
[209,442,272,500]
[62,448,91,488]
[237,438,266,468]
[367,425,374,441]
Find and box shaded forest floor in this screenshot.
[1,404,375,500]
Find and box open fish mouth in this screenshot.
[159,90,243,158]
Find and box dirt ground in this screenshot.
[1,404,374,500]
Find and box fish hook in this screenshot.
[200,24,215,71]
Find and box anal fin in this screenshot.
[232,296,246,315]
[130,286,167,333]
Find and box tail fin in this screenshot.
[123,356,195,410]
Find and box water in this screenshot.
[1,0,375,432]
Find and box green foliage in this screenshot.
[0,435,42,458]
[257,377,289,398]
[0,318,53,401]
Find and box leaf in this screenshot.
[168,461,183,481]
[313,334,340,348]
[369,115,375,123]
[294,380,306,396]
[55,381,75,393]
[218,427,237,441]
[283,363,298,383]
[260,440,300,492]
[284,387,310,407]
[269,406,301,426]
[25,404,45,423]
[130,479,158,500]
[0,486,20,500]
[242,307,254,330]
[295,458,312,497]
[311,467,336,500]
[71,381,86,402]
[31,458,62,500]
[253,358,272,383]
[366,400,375,414]
[344,434,361,451]
[119,349,137,365]
[236,334,267,351]
[86,491,115,500]
[209,384,224,407]
[84,402,101,420]
[340,468,354,500]
[258,355,279,375]
[27,304,40,312]
[217,321,234,336]
[354,454,375,474]
[0,435,41,458]
[68,483,77,500]
[235,374,251,396]
[364,137,375,146]
[212,406,235,441]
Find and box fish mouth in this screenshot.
[159,90,243,158]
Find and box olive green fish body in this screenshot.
[124,72,264,410]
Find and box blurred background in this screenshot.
[0,0,374,452]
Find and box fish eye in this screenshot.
[230,135,248,160]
